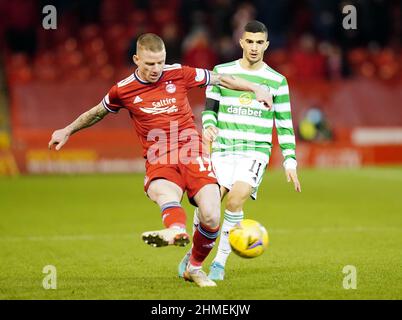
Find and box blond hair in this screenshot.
[136,33,165,53]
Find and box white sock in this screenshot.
[193,207,200,235]
[187,262,202,272]
[169,225,187,234]
[214,209,244,267]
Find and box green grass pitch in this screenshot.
[0,167,401,299]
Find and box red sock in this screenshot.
[161,203,186,229]
[190,223,220,267]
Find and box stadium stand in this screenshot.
[0,0,401,174]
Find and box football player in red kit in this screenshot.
[48,33,272,287]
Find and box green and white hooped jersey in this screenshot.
[202,59,297,167]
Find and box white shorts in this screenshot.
[211,153,268,200]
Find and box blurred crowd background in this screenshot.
[0,0,401,174]
[1,0,401,83]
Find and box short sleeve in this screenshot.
[205,66,221,101]
[102,84,123,113]
[181,65,210,89]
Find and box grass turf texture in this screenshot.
[0,167,401,299]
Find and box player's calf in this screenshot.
[142,191,191,247]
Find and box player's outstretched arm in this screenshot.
[208,71,273,109]
[48,103,109,151]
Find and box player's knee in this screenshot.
[147,183,161,203]
[201,213,220,229]
[198,203,220,228]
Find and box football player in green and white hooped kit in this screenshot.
[179,20,302,281]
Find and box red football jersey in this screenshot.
[102,64,210,159]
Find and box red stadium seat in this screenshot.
[6,53,33,84]
[63,50,84,68]
[98,65,115,80]
[33,51,58,81]
[62,38,78,53]
[80,24,101,43]
[373,48,400,81]
[8,65,33,84]
[83,37,105,57]
[348,48,368,66]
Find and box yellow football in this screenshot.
[229,219,269,258]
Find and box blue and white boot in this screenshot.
[208,261,225,281]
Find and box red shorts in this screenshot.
[144,155,217,205]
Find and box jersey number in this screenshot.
[196,156,212,172]
[196,156,216,178]
[249,160,263,176]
